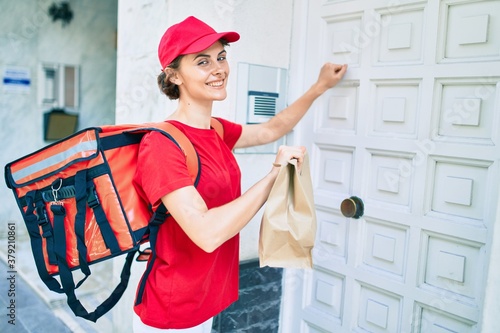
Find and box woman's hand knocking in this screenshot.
[315,63,348,95]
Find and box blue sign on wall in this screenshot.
[3,67,31,94]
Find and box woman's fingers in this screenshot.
[317,63,348,91]
[273,145,307,172]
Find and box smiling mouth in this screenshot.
[207,80,224,87]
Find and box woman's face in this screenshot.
[175,41,230,103]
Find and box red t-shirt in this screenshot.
[133,118,243,329]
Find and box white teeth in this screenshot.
[207,80,223,87]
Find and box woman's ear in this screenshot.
[165,68,181,85]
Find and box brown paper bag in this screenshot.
[259,153,317,268]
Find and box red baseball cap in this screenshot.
[158,16,240,69]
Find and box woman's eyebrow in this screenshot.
[193,49,227,60]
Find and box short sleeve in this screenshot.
[215,118,242,149]
[133,131,193,206]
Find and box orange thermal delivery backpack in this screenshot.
[4,118,224,322]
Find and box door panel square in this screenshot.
[362,219,408,280]
[370,80,420,138]
[449,98,481,126]
[325,15,363,65]
[372,234,396,262]
[366,299,389,328]
[314,210,348,268]
[305,270,344,320]
[367,151,415,209]
[420,231,484,303]
[377,166,401,194]
[387,23,412,50]
[436,251,466,283]
[320,82,359,133]
[328,96,350,119]
[376,6,425,64]
[356,284,402,333]
[443,176,473,206]
[439,1,500,61]
[414,303,477,332]
[324,159,345,183]
[428,157,490,223]
[457,15,489,45]
[317,147,354,195]
[382,98,406,123]
[434,78,498,145]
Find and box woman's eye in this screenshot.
[198,60,209,66]
[218,56,227,62]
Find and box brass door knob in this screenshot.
[340,196,364,219]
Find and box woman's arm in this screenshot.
[160,145,305,253]
[235,63,347,149]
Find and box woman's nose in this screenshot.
[213,64,224,76]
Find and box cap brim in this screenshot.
[182,31,240,55]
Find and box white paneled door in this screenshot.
[281,0,500,332]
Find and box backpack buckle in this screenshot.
[150,210,168,226]
[35,206,54,238]
[87,188,100,208]
[36,206,49,226]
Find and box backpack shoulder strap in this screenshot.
[150,121,199,184]
[150,117,224,184]
[210,117,224,140]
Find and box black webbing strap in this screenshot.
[50,203,86,298]
[86,184,121,255]
[24,191,64,294]
[65,250,137,322]
[51,203,89,290]
[134,204,168,305]
[35,201,57,265]
[74,170,91,277]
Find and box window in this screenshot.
[39,63,79,110]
